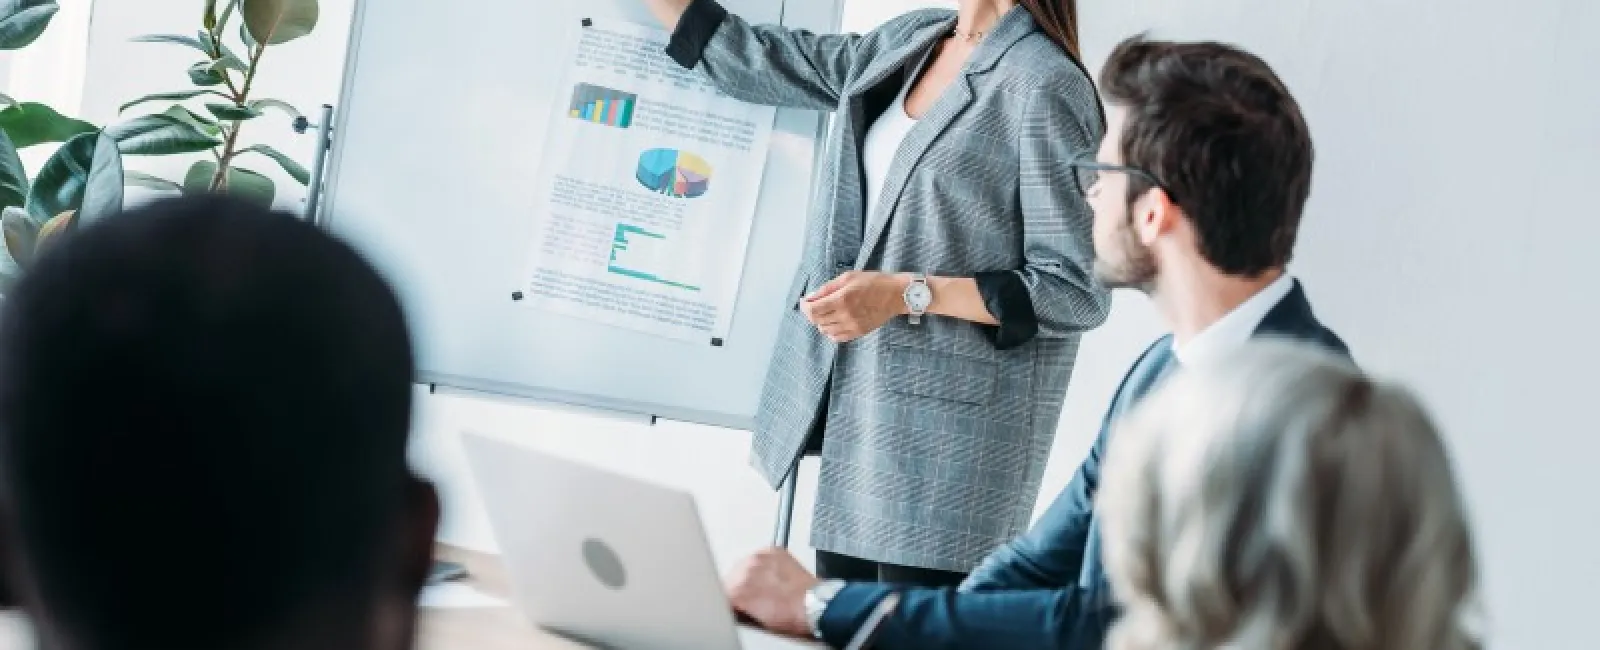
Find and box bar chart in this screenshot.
[608,223,700,291]
[567,83,637,129]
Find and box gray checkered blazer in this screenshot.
[687,7,1110,571]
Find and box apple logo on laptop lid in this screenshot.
[582,538,627,589]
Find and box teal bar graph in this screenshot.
[608,224,699,291]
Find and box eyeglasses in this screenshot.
[1066,153,1171,200]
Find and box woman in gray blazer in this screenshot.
[647,0,1110,584]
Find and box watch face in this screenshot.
[906,283,933,311]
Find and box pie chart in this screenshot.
[636,148,713,199]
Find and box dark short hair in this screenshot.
[1101,36,1314,276]
[0,196,416,647]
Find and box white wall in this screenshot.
[80,0,356,212]
[4,0,91,118]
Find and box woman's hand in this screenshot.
[801,271,909,343]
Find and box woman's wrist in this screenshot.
[922,275,1000,326]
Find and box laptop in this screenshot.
[462,432,820,650]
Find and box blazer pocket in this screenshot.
[882,344,999,405]
[790,272,811,311]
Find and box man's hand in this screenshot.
[801,271,909,343]
[725,547,821,638]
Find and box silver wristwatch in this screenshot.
[902,273,932,325]
[805,580,846,639]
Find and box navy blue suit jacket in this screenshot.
[817,281,1349,649]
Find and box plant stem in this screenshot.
[212,123,242,191]
[238,42,268,106]
[210,42,268,192]
[204,30,244,103]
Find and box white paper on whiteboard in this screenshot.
[518,19,777,345]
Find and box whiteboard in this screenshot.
[322,0,841,429]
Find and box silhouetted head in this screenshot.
[0,196,437,650]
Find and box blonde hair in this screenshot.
[1099,340,1482,650]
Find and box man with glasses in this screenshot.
[723,36,1350,648]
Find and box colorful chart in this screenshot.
[635,148,713,199]
[568,83,636,128]
[608,224,700,291]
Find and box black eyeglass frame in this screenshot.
[1066,153,1173,201]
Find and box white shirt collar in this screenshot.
[1171,274,1297,365]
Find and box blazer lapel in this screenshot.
[822,19,953,273]
[853,8,1038,269]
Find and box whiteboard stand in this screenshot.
[772,468,798,548]
[295,104,337,224]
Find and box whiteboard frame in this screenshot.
[319,0,844,429]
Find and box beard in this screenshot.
[1093,211,1158,291]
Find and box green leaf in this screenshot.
[225,167,276,207]
[183,160,215,193]
[77,133,123,226]
[161,105,222,136]
[2,206,37,269]
[33,209,73,254]
[200,29,246,65]
[240,144,308,185]
[105,114,223,156]
[125,171,184,192]
[124,170,183,192]
[132,33,210,56]
[242,0,318,46]
[0,92,13,108]
[0,129,26,211]
[0,1,59,50]
[0,102,97,149]
[239,20,256,48]
[188,62,226,87]
[204,0,218,30]
[216,0,238,33]
[248,98,302,120]
[206,102,261,122]
[208,52,247,73]
[184,161,275,207]
[118,89,230,114]
[0,208,28,284]
[24,131,95,221]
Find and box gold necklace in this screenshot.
[953,27,986,43]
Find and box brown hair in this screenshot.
[1019,0,1082,60]
[1100,36,1315,276]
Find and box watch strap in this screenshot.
[806,580,846,639]
[905,273,930,324]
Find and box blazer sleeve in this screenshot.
[987,77,1110,345]
[818,582,1116,650]
[665,0,885,111]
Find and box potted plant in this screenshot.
[0,0,320,290]
[118,0,320,205]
